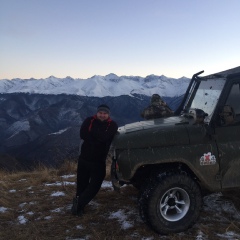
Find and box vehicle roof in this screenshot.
[202,66,240,78]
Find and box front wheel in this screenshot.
[158,186,190,222]
[140,173,202,234]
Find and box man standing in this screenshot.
[141,94,174,120]
[71,104,118,216]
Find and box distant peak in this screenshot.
[144,74,160,82]
[105,73,119,80]
[48,75,57,79]
[106,73,118,77]
[145,74,158,78]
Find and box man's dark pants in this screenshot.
[76,158,106,209]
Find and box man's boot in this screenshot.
[71,196,79,215]
[77,207,84,217]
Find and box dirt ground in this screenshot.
[1,160,240,240]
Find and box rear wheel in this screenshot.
[139,173,202,234]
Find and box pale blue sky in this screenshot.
[0,0,240,80]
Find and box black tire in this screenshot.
[139,173,202,234]
[138,178,155,224]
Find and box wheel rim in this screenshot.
[159,187,190,222]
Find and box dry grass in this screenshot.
[1,158,240,240]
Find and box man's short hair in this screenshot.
[97,104,110,114]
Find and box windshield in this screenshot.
[186,78,226,122]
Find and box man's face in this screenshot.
[96,111,109,121]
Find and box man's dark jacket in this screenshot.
[79,115,118,163]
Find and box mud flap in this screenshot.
[111,157,122,192]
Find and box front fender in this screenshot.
[116,144,220,191]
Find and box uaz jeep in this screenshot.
[111,66,240,234]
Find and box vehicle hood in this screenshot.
[112,116,190,149]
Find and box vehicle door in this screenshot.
[186,124,220,190]
[215,81,240,189]
[185,78,226,190]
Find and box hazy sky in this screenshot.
[1,0,240,80]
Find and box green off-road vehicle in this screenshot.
[111,66,240,234]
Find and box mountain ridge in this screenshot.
[0,74,190,98]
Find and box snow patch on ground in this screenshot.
[109,209,134,230]
[18,215,28,224]
[61,174,75,179]
[101,180,113,188]
[76,225,84,230]
[18,179,27,182]
[51,191,65,197]
[203,192,240,220]
[45,181,75,186]
[217,231,240,239]
[9,189,16,193]
[51,207,63,213]
[0,207,8,213]
[196,230,208,240]
[19,202,27,208]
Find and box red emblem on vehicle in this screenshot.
[200,152,216,166]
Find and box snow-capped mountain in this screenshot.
[0,74,189,97]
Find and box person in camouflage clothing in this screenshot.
[141,94,174,120]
